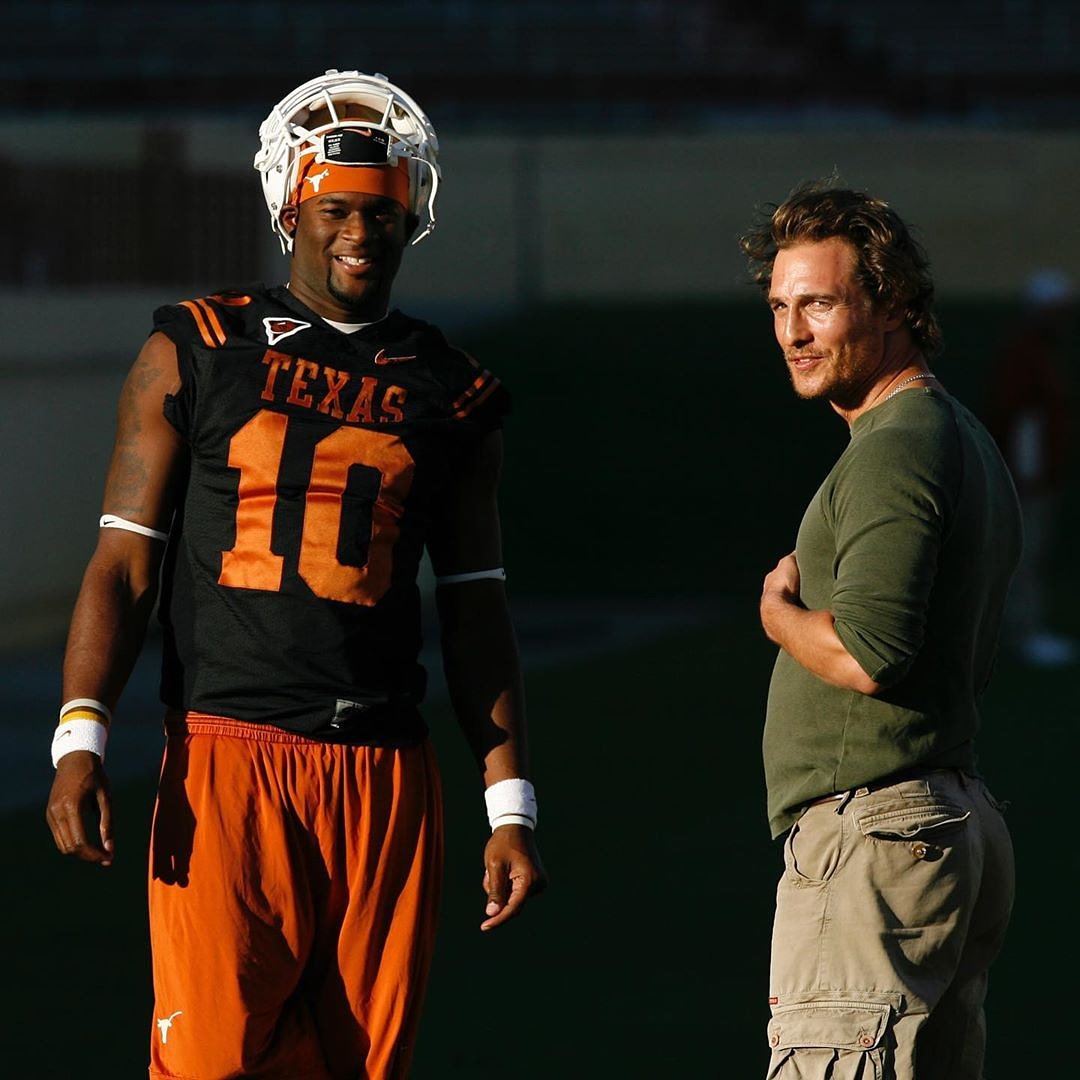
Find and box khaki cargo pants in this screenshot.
[767,770,1013,1079]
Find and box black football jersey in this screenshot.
[154,285,508,741]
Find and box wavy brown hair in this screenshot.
[739,180,942,358]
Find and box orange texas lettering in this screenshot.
[260,350,407,424]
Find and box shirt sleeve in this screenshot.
[827,424,959,686]
[153,303,199,441]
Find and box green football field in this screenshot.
[9,299,1077,1075]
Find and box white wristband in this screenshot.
[53,698,111,767]
[52,717,109,766]
[484,778,537,832]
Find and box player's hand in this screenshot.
[480,824,547,931]
[45,751,115,866]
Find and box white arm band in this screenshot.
[435,568,506,586]
[485,778,537,831]
[52,698,112,766]
[100,514,169,542]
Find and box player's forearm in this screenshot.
[437,585,531,783]
[62,550,159,709]
[760,592,880,695]
[464,684,531,787]
[443,648,531,784]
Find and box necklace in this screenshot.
[884,372,937,401]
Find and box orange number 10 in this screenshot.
[219,410,416,606]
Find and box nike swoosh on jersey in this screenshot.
[373,349,417,365]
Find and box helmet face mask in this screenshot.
[254,69,441,253]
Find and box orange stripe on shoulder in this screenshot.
[455,377,501,418]
[450,372,492,412]
[179,300,221,349]
[194,298,227,346]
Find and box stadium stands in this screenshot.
[1,1,1076,288]
[1,1,1076,125]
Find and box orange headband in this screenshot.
[294,157,411,209]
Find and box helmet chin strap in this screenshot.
[277,210,296,254]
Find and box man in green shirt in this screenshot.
[740,184,1020,1079]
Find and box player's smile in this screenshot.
[333,253,376,273]
[329,249,382,284]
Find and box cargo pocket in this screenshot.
[855,802,970,842]
[766,1000,890,1079]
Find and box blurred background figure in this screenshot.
[986,269,1076,666]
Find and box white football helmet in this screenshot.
[254,69,441,252]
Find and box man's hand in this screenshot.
[761,551,803,644]
[480,825,547,931]
[45,751,114,866]
[759,550,882,694]
[763,551,800,603]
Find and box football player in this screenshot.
[46,69,546,1079]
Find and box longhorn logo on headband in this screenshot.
[305,168,331,194]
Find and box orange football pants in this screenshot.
[147,713,443,1080]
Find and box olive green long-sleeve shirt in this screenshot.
[764,388,1021,838]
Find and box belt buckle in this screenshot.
[330,697,377,731]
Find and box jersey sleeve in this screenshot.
[826,424,961,687]
[153,300,216,442]
[426,333,511,435]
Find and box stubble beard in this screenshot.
[788,356,850,404]
[787,348,873,411]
